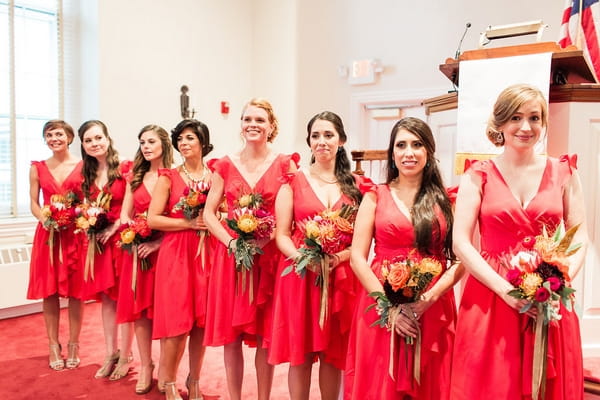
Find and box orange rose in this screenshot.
[333,216,353,233]
[186,192,201,208]
[120,228,136,244]
[387,262,410,291]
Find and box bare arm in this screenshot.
[203,172,232,246]
[29,165,44,223]
[563,169,588,278]
[148,175,199,231]
[119,183,135,225]
[274,184,300,259]
[349,192,381,294]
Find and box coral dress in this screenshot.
[82,161,131,301]
[203,153,299,347]
[116,183,158,323]
[268,172,369,370]
[27,160,84,300]
[152,168,211,339]
[450,155,583,400]
[344,184,456,399]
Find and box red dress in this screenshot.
[116,183,157,323]
[344,185,456,399]
[203,153,299,347]
[152,168,211,339]
[450,155,583,400]
[27,160,84,300]
[82,161,131,301]
[268,172,368,370]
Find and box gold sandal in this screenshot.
[48,344,64,371]
[185,374,204,400]
[135,362,154,394]
[94,350,120,379]
[109,352,133,381]
[164,382,183,400]
[65,342,80,369]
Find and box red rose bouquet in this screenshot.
[367,252,443,383]
[502,221,581,399]
[226,192,275,301]
[41,192,80,266]
[282,203,357,328]
[172,180,210,220]
[74,191,112,281]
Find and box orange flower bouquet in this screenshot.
[74,191,112,281]
[172,180,211,262]
[226,192,275,301]
[281,203,357,328]
[41,192,80,266]
[117,212,157,294]
[502,221,581,400]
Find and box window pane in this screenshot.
[0,3,11,217]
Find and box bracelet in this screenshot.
[227,238,235,249]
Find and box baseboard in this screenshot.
[0,297,69,320]
[586,379,600,395]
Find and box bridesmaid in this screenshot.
[269,111,365,400]
[78,120,135,380]
[27,120,84,370]
[345,117,462,399]
[203,98,298,400]
[116,125,173,394]
[148,119,213,400]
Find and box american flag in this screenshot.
[558,0,600,81]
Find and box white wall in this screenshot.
[64,0,565,164]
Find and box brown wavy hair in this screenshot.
[130,125,174,192]
[78,120,121,199]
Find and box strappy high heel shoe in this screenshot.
[109,352,134,381]
[135,362,154,395]
[157,379,166,393]
[48,344,64,371]
[164,382,183,400]
[94,350,120,379]
[185,374,204,400]
[65,342,80,369]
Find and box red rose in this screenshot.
[522,236,536,249]
[534,287,550,302]
[506,268,523,286]
[547,276,562,291]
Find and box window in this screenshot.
[0,0,61,218]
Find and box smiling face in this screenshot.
[176,127,202,159]
[81,125,109,159]
[241,105,273,144]
[392,128,427,178]
[44,127,70,153]
[309,119,344,163]
[497,99,545,150]
[139,129,163,162]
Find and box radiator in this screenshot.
[0,244,42,319]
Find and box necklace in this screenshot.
[182,162,207,184]
[311,167,338,184]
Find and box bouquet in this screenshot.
[502,221,581,400]
[41,192,80,266]
[74,191,112,281]
[118,212,157,295]
[281,203,357,328]
[226,192,275,301]
[172,180,211,262]
[367,252,443,383]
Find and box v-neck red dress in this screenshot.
[268,171,369,370]
[450,155,583,400]
[344,184,456,399]
[203,153,299,347]
[27,160,84,299]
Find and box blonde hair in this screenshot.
[241,98,279,142]
[486,84,548,147]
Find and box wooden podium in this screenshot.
[422,41,600,370]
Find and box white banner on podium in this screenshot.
[456,52,552,156]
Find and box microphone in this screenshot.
[454,22,472,60]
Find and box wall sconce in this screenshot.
[341,59,384,85]
[479,20,547,48]
[180,85,196,119]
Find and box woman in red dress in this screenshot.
[148,119,213,400]
[269,111,366,400]
[116,125,173,394]
[203,98,298,400]
[450,84,588,399]
[27,120,84,371]
[345,117,462,399]
[78,120,134,380]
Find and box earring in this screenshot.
[426,161,430,168]
[337,146,343,153]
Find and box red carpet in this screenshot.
[0,302,321,399]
